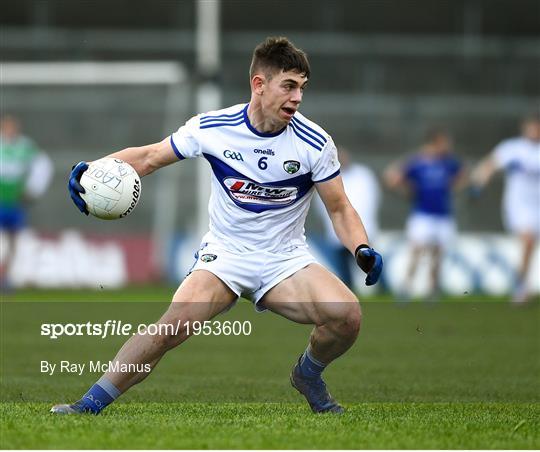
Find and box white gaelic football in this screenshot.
[80,158,141,220]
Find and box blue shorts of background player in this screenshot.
[0,205,27,232]
[0,204,27,290]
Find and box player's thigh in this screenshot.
[160,270,238,324]
[504,203,540,239]
[518,231,537,252]
[406,214,431,246]
[260,263,360,326]
[434,217,456,248]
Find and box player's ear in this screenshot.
[251,74,265,95]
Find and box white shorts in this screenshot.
[406,212,456,247]
[188,242,317,311]
[503,199,540,237]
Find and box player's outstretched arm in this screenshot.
[382,160,411,196]
[68,137,179,215]
[468,153,502,199]
[316,176,383,286]
[107,137,180,177]
[470,155,498,191]
[452,166,470,192]
[382,163,402,189]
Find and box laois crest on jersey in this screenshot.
[170,103,340,253]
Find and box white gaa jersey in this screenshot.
[170,103,340,252]
[493,136,540,234]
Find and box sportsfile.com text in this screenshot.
[41,320,252,339]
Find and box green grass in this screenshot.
[1,285,175,302]
[1,289,539,449]
[1,402,538,449]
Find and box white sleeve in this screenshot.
[312,136,341,183]
[170,115,202,160]
[25,152,54,199]
[492,140,515,170]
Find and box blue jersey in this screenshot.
[404,154,461,216]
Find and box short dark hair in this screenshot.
[522,111,540,124]
[424,126,449,144]
[250,37,310,80]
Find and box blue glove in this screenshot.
[68,161,89,215]
[468,184,482,199]
[355,244,383,286]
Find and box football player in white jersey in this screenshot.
[472,114,540,303]
[55,37,383,415]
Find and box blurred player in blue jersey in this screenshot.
[0,115,53,289]
[53,37,383,415]
[384,128,466,300]
[471,114,540,304]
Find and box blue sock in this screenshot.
[76,377,121,414]
[299,348,327,379]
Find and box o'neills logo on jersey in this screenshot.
[224,178,298,205]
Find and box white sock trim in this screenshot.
[96,376,122,399]
[305,346,327,368]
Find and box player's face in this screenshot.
[261,70,308,125]
[0,117,20,140]
[431,135,452,155]
[522,120,540,142]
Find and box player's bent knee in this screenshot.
[327,303,361,340]
[343,306,361,338]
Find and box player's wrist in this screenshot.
[354,244,371,257]
[355,244,372,273]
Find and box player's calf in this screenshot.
[50,302,223,415]
[310,302,361,362]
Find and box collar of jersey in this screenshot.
[243,103,287,138]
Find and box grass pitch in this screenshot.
[1,288,539,449]
[2,402,537,449]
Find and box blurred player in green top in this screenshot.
[0,115,53,288]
